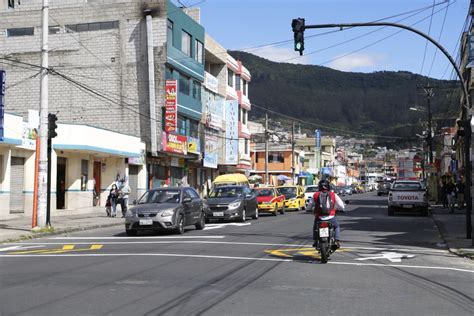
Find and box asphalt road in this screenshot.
[1,193,473,316]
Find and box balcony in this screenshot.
[226,85,238,100]
[237,90,251,111]
[238,122,251,139]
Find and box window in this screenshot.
[188,119,199,138]
[243,81,248,96]
[195,40,203,64]
[242,109,247,124]
[245,139,249,155]
[165,67,173,80]
[49,26,61,34]
[181,30,192,57]
[65,21,119,33]
[167,19,174,46]
[228,70,234,87]
[256,153,259,163]
[177,115,186,136]
[235,74,241,91]
[268,153,285,163]
[179,73,190,95]
[192,81,201,100]
[80,160,88,191]
[6,27,34,37]
[187,188,200,199]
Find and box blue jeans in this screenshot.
[111,200,117,216]
[313,217,341,241]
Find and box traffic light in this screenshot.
[48,113,58,139]
[292,18,305,55]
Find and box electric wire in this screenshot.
[419,0,437,75]
[427,0,450,77]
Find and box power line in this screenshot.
[427,0,450,77]
[419,0,437,75]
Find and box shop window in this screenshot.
[195,39,203,64]
[167,19,174,47]
[81,159,88,191]
[181,30,192,57]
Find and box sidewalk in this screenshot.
[0,206,125,243]
[431,205,474,259]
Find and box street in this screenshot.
[1,193,472,316]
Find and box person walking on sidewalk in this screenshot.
[109,184,120,217]
[456,179,465,209]
[440,180,448,208]
[120,181,131,218]
[445,179,456,214]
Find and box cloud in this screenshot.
[328,53,386,71]
[249,45,312,65]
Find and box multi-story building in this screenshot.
[296,137,320,178]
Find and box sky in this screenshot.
[180,0,470,80]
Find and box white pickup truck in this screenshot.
[388,180,429,216]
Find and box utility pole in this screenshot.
[423,85,434,165]
[264,113,269,185]
[36,0,49,228]
[292,121,295,183]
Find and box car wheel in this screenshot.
[125,228,137,236]
[252,208,259,220]
[175,214,185,234]
[272,205,278,216]
[195,212,205,230]
[238,208,246,222]
[205,218,210,224]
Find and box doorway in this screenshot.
[93,161,101,206]
[129,165,139,202]
[56,157,67,209]
[10,157,25,213]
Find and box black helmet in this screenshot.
[318,179,330,191]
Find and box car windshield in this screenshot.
[255,189,274,197]
[305,186,318,193]
[392,182,422,190]
[278,187,296,198]
[138,190,181,204]
[209,187,243,198]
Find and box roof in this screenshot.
[213,173,248,183]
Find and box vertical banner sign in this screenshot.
[0,70,5,141]
[467,35,474,68]
[315,129,321,149]
[203,134,218,169]
[225,100,239,164]
[165,80,178,133]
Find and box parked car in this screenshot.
[388,180,428,216]
[124,187,205,236]
[335,186,346,196]
[204,185,258,222]
[277,185,305,211]
[303,185,319,211]
[253,187,285,216]
[377,182,391,196]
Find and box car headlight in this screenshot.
[161,209,175,217]
[125,210,135,218]
[228,201,241,209]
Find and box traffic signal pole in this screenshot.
[293,19,472,240]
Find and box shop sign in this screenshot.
[204,71,218,93]
[315,129,321,149]
[204,95,223,130]
[165,80,178,133]
[162,132,187,155]
[203,134,218,169]
[225,100,238,164]
[187,136,201,154]
[128,149,146,165]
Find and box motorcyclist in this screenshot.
[312,179,345,248]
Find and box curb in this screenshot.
[431,212,473,260]
[0,221,124,244]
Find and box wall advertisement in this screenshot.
[187,136,201,155]
[162,132,187,155]
[203,133,218,169]
[165,80,178,133]
[225,100,238,164]
[204,94,223,131]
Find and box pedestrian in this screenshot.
[456,179,465,209]
[105,194,112,217]
[120,181,131,218]
[109,184,119,217]
[440,180,448,208]
[444,179,456,214]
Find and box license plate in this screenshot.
[213,212,224,217]
[139,219,153,225]
[263,202,272,205]
[319,227,329,238]
[402,205,413,209]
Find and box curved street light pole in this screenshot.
[299,20,472,239]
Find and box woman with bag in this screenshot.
[109,184,119,217]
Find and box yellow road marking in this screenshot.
[9,244,103,255]
[297,250,320,259]
[265,246,351,259]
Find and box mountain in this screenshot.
[230,51,460,145]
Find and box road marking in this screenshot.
[62,244,75,250]
[203,223,251,230]
[356,251,415,263]
[265,247,351,259]
[0,245,44,252]
[1,252,472,274]
[8,244,103,255]
[48,236,227,240]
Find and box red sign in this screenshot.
[162,132,187,155]
[165,80,178,133]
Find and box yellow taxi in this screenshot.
[253,187,285,216]
[276,185,305,211]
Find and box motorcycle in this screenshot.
[314,220,338,263]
